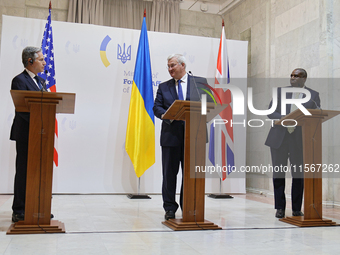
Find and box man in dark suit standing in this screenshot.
[265,68,321,218]
[10,46,46,222]
[153,54,211,220]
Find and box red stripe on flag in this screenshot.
[216,38,223,75]
[216,88,234,142]
[55,119,58,138]
[49,84,56,92]
[53,118,58,166]
[53,148,58,167]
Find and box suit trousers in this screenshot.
[12,141,28,214]
[161,145,184,213]
[271,129,304,212]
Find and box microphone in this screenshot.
[311,99,321,110]
[40,70,48,92]
[188,71,201,101]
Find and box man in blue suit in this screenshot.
[265,68,321,218]
[153,54,212,220]
[10,46,46,222]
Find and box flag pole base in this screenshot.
[127,177,151,199]
[127,194,151,199]
[208,194,233,199]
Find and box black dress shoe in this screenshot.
[12,213,24,222]
[275,209,285,218]
[292,211,304,216]
[164,211,175,220]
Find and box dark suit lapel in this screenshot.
[187,76,202,101]
[23,70,40,91]
[302,87,316,109]
[186,76,191,100]
[169,79,178,100]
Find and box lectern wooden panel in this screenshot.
[276,109,340,227]
[7,90,75,234]
[162,100,226,231]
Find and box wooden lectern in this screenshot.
[162,100,226,231]
[7,90,75,234]
[276,108,340,227]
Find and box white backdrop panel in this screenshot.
[0,15,247,194]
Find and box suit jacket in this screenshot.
[153,75,212,147]
[265,86,321,149]
[10,70,45,142]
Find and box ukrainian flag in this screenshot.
[125,16,155,177]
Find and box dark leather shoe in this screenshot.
[12,213,24,222]
[292,211,304,216]
[275,209,285,218]
[164,211,175,220]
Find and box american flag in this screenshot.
[38,2,59,166]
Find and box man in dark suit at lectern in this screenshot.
[265,68,320,219]
[153,54,212,220]
[10,46,46,222]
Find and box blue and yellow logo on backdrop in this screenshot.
[100,35,132,67]
[117,43,131,64]
[100,35,111,67]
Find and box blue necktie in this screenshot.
[178,79,184,100]
[34,76,42,90]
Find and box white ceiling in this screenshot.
[180,0,243,15]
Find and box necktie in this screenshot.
[287,92,300,134]
[34,76,42,90]
[178,80,184,100]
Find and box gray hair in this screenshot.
[167,54,186,68]
[22,46,42,67]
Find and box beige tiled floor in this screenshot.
[0,193,339,254]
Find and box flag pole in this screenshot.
[138,177,141,194]
[127,177,151,199]
[208,178,233,198]
[126,9,152,199]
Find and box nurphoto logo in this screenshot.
[201,84,312,128]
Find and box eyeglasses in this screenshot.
[167,63,178,70]
[290,73,306,78]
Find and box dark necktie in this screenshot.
[34,76,42,90]
[178,79,184,100]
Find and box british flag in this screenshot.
[208,20,234,180]
[38,2,58,166]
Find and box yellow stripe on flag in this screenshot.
[125,81,155,177]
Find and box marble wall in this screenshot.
[179,9,222,38]
[223,0,340,205]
